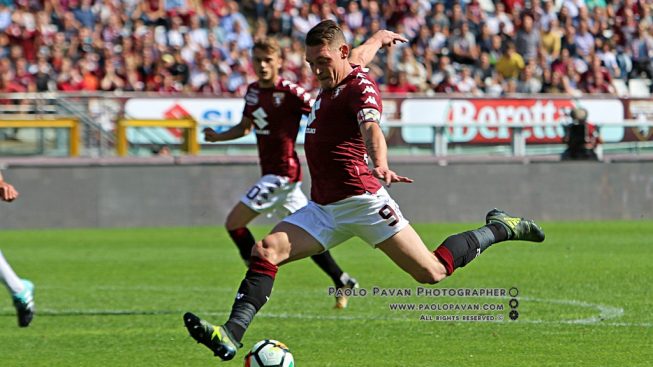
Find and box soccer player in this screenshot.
[0,172,35,327]
[202,34,403,309]
[184,21,544,361]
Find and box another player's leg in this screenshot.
[225,202,260,265]
[286,183,358,308]
[310,251,359,309]
[184,222,323,361]
[0,250,35,327]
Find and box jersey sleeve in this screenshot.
[242,84,258,119]
[286,82,313,115]
[349,71,383,125]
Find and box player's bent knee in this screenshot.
[412,268,447,285]
[253,235,291,265]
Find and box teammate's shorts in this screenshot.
[282,187,409,250]
[240,174,308,219]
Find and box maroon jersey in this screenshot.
[304,66,383,204]
[242,78,312,183]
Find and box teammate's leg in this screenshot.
[309,251,358,309]
[0,250,35,327]
[184,222,323,361]
[225,202,259,263]
[286,186,359,308]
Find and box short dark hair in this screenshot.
[305,20,346,47]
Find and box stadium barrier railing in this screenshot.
[0,118,81,156]
[115,118,199,156]
[2,92,653,159]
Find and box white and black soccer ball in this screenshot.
[244,339,294,367]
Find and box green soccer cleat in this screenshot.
[12,279,35,328]
[183,312,242,361]
[486,209,545,242]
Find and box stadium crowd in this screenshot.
[0,0,652,96]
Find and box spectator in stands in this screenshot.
[541,69,574,94]
[629,23,653,79]
[434,71,459,93]
[596,39,622,79]
[430,54,456,87]
[517,62,543,93]
[0,3,11,31]
[581,67,615,94]
[451,21,478,65]
[495,41,524,79]
[428,22,449,56]
[100,62,125,91]
[0,0,647,97]
[540,0,558,30]
[486,34,504,65]
[292,3,319,40]
[226,18,253,51]
[561,25,579,57]
[562,0,586,20]
[385,70,419,94]
[485,2,514,36]
[395,46,428,91]
[72,0,96,29]
[472,51,494,90]
[429,2,449,31]
[515,13,540,63]
[574,20,595,58]
[343,1,364,31]
[363,0,387,30]
[541,18,562,63]
[457,66,480,94]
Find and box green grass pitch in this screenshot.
[1,221,651,366]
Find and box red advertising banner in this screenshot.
[400,98,625,145]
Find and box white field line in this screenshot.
[0,297,646,328]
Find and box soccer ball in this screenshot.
[244,339,294,367]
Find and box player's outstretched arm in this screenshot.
[0,171,19,202]
[359,122,413,186]
[349,30,407,67]
[203,117,254,142]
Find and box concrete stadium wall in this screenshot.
[0,160,651,229]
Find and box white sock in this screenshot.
[0,250,25,295]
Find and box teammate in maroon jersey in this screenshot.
[202,36,397,309]
[184,21,545,361]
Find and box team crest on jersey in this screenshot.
[245,89,259,105]
[332,85,346,99]
[272,92,285,107]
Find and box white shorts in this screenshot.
[240,174,308,219]
[283,187,409,250]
